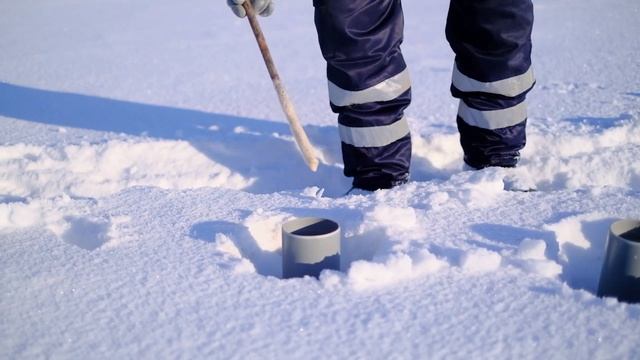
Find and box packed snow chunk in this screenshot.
[205,210,291,278]
[100,215,133,249]
[544,212,614,293]
[503,167,537,192]
[511,239,562,277]
[233,259,257,274]
[412,132,463,175]
[0,200,44,230]
[522,122,640,191]
[459,248,502,274]
[347,250,446,290]
[526,120,640,159]
[523,146,640,191]
[0,143,42,161]
[517,238,548,260]
[363,205,417,231]
[447,169,506,208]
[427,191,450,210]
[348,255,412,290]
[214,233,243,258]
[319,270,344,289]
[517,259,563,278]
[243,209,294,252]
[0,140,253,199]
[411,249,449,275]
[544,212,605,257]
[347,205,420,261]
[213,233,256,274]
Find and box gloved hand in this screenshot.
[227,0,274,18]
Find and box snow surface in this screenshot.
[1,0,640,358]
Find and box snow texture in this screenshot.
[1,0,640,358]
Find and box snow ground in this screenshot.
[1,0,640,358]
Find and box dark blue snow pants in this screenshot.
[313,0,535,190]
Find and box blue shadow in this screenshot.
[562,113,632,129]
[0,82,346,194]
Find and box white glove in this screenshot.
[227,0,274,18]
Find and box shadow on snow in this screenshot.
[0,82,348,194]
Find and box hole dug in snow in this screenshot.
[61,216,112,251]
[189,211,290,278]
[544,213,616,295]
[192,210,354,279]
[190,205,449,288]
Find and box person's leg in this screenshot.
[313,0,411,191]
[446,0,535,169]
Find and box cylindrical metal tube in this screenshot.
[282,217,340,279]
[597,219,640,303]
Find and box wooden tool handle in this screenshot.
[243,1,319,172]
